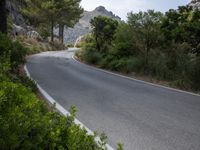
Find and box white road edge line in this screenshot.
[72,55,200,97]
[24,65,115,150]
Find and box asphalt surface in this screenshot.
[27,48,200,150]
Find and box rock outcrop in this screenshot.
[56,6,121,44]
[6,0,42,40]
[6,0,26,26]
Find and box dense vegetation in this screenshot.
[78,6,200,91]
[22,0,83,43]
[0,1,117,149]
[0,33,112,149]
[0,0,83,43]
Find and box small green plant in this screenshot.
[0,33,27,73]
[117,143,124,150]
[11,75,38,93]
[0,33,12,73]
[10,41,27,72]
[0,79,107,150]
[81,42,103,64]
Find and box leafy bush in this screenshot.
[10,41,27,71]
[0,33,27,73]
[99,56,144,74]
[107,57,144,73]
[10,75,38,93]
[37,24,50,39]
[0,33,13,73]
[111,23,137,57]
[107,58,120,71]
[90,16,118,53]
[125,57,144,73]
[99,55,115,68]
[0,79,105,150]
[188,57,200,90]
[80,42,103,64]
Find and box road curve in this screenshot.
[27,48,200,150]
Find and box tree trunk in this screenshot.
[61,26,64,44]
[144,43,150,74]
[0,0,7,34]
[95,36,100,52]
[59,24,64,44]
[51,20,54,42]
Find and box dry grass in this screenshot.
[16,35,65,54]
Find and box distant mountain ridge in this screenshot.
[58,6,121,44]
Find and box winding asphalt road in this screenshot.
[26,48,200,150]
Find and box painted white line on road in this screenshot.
[24,65,115,150]
[72,55,200,97]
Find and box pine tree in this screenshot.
[23,0,83,43]
[56,0,83,44]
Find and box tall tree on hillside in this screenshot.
[161,6,200,55]
[127,10,163,71]
[0,0,7,33]
[22,0,49,34]
[23,0,83,43]
[90,16,118,52]
[42,0,58,42]
[23,0,60,42]
[57,0,83,44]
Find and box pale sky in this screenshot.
[80,0,191,20]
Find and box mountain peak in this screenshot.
[92,6,121,21]
[94,6,106,12]
[62,6,121,44]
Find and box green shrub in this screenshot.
[147,52,170,80]
[107,58,120,71]
[86,51,103,65]
[188,57,200,90]
[0,80,105,150]
[10,75,38,93]
[80,42,103,64]
[125,57,144,73]
[0,33,13,73]
[99,56,143,74]
[0,33,27,73]
[10,41,27,71]
[37,24,50,39]
[99,55,115,68]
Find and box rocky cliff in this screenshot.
[57,6,121,44]
[6,0,26,26]
[6,1,41,39]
